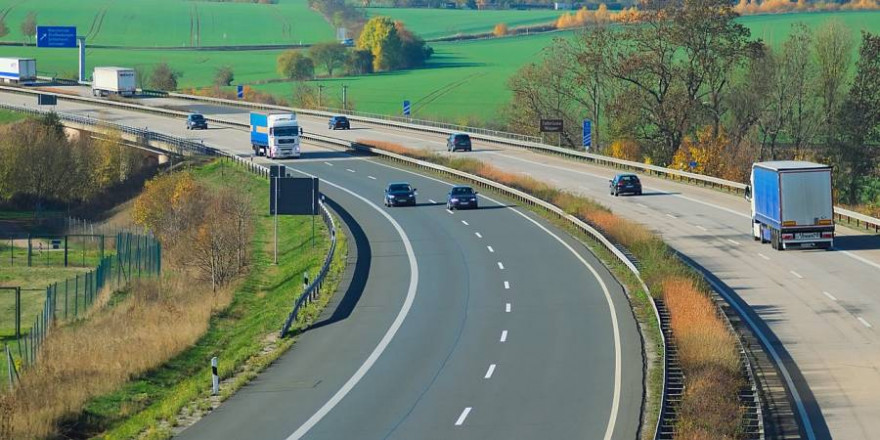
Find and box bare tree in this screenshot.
[782,24,820,158]
[815,19,853,134]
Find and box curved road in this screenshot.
[0,91,644,439]
[6,87,880,438]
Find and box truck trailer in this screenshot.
[92,67,137,97]
[0,57,37,83]
[250,111,301,159]
[747,161,834,250]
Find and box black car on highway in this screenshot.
[186,113,208,130]
[447,133,472,152]
[384,182,417,207]
[610,173,642,196]
[329,115,351,130]
[447,185,478,210]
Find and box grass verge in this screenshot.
[360,140,744,439]
[0,159,347,439]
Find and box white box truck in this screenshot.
[746,161,834,250]
[250,111,302,159]
[0,57,37,83]
[92,67,137,97]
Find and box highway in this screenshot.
[4,87,880,438]
[0,91,644,438]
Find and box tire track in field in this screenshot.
[89,4,112,43]
[411,72,486,114]
[195,2,201,47]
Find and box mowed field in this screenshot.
[0,0,333,46]
[0,6,878,121]
[364,7,564,39]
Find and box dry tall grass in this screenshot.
[361,140,746,438]
[4,277,232,439]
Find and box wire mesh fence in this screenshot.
[2,231,161,387]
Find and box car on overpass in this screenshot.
[329,115,351,130]
[447,133,472,152]
[610,173,642,196]
[384,182,417,207]
[446,185,478,210]
[186,113,208,130]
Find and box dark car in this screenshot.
[447,133,472,152]
[384,182,417,207]
[186,113,208,130]
[610,174,642,196]
[447,185,478,210]
[329,115,350,130]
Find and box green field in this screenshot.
[1,9,878,121]
[0,109,26,124]
[0,0,333,46]
[364,7,564,39]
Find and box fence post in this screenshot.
[15,287,20,340]
[65,278,69,319]
[64,235,68,267]
[27,234,32,267]
[75,273,79,317]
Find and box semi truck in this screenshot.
[250,111,302,159]
[746,161,834,250]
[0,57,37,83]
[92,67,137,97]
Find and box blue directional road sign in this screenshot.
[403,100,411,116]
[36,26,77,48]
[582,119,592,151]
[237,85,244,99]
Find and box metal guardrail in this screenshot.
[280,200,337,337]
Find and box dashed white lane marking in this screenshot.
[446,209,454,215]
[504,281,510,289]
[790,270,804,279]
[500,330,508,342]
[428,199,436,204]
[462,220,469,226]
[505,303,511,313]
[665,213,677,219]
[758,253,770,261]
[455,407,472,426]
[727,239,740,246]
[497,262,504,270]
[823,291,838,301]
[346,168,356,173]
[324,162,333,166]
[484,364,496,379]
[697,225,708,232]
[487,246,495,253]
[475,232,482,238]
[858,317,873,329]
[367,175,376,180]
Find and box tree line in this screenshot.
[277,17,432,80]
[0,113,152,213]
[506,0,880,206]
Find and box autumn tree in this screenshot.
[213,65,235,87]
[309,41,347,77]
[815,19,853,135]
[493,23,508,37]
[20,12,36,43]
[358,16,402,71]
[345,49,374,75]
[150,62,180,91]
[277,50,315,80]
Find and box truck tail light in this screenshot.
[782,233,794,240]
[782,220,796,226]
[821,232,834,238]
[818,219,833,225]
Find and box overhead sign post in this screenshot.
[403,100,411,117]
[582,119,591,151]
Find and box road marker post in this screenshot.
[211,357,219,396]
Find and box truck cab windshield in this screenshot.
[272,126,300,137]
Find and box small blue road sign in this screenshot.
[403,100,411,116]
[582,119,592,150]
[36,26,77,48]
[237,85,244,99]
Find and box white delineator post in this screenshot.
[211,357,219,396]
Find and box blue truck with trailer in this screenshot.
[747,161,834,250]
[250,111,302,159]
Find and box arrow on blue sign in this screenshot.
[582,119,592,151]
[36,26,77,48]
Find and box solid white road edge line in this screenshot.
[367,159,623,440]
[282,167,420,440]
[858,317,873,329]
[455,407,472,426]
